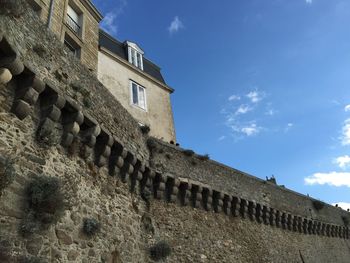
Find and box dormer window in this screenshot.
[126,41,144,70]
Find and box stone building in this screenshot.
[27,0,176,143]
[27,0,103,72]
[98,30,176,142]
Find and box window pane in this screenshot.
[137,53,142,69]
[131,49,136,66]
[132,83,138,104]
[138,87,146,109]
[67,6,79,23]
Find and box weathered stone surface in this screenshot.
[56,229,73,245]
[12,99,31,120]
[0,68,12,84]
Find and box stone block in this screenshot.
[0,55,24,75]
[31,76,45,93]
[0,68,12,84]
[86,136,96,147]
[44,105,61,122]
[20,87,39,105]
[12,99,30,120]
[61,132,74,147]
[116,156,124,168]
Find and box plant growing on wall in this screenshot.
[182,149,195,157]
[312,200,325,211]
[147,139,157,151]
[149,241,171,261]
[198,154,210,161]
[140,125,151,135]
[0,0,25,17]
[83,218,100,237]
[21,176,65,236]
[0,156,15,195]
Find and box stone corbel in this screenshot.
[36,85,66,146]
[248,201,257,221]
[178,179,192,206]
[190,184,202,209]
[231,197,241,217]
[79,114,101,160]
[240,199,248,219]
[263,206,271,225]
[95,128,114,167]
[61,98,84,147]
[223,194,232,216]
[213,191,224,213]
[12,69,45,120]
[153,172,165,200]
[202,187,213,212]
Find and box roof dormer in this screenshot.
[126,41,144,70]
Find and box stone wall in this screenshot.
[27,0,101,72]
[0,2,350,262]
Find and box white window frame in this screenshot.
[126,41,144,70]
[66,3,83,36]
[130,81,147,111]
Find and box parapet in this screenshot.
[0,0,349,252]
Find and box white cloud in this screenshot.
[341,119,350,145]
[240,123,261,136]
[284,123,294,132]
[345,104,350,112]
[334,155,350,169]
[332,202,350,211]
[235,104,252,115]
[265,109,276,116]
[168,16,184,34]
[228,95,240,101]
[246,91,263,103]
[101,12,118,35]
[218,135,226,141]
[304,171,350,187]
[305,0,312,4]
[100,0,127,35]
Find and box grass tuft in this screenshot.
[83,218,100,237]
[149,241,171,261]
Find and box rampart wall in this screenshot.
[0,1,349,262]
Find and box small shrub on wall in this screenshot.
[140,125,151,135]
[182,149,195,157]
[0,156,15,195]
[312,200,325,211]
[149,241,171,261]
[21,176,65,236]
[83,218,100,237]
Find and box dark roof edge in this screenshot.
[99,29,162,71]
[81,0,103,22]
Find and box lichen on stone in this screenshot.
[0,155,15,195]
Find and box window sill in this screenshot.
[131,103,147,112]
[65,24,83,44]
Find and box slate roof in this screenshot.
[99,30,166,85]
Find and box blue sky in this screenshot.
[92,0,350,209]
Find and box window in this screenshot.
[127,42,144,70]
[66,4,82,36]
[130,81,147,110]
[64,34,81,58]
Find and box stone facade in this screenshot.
[0,2,350,262]
[98,49,176,143]
[27,0,102,72]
